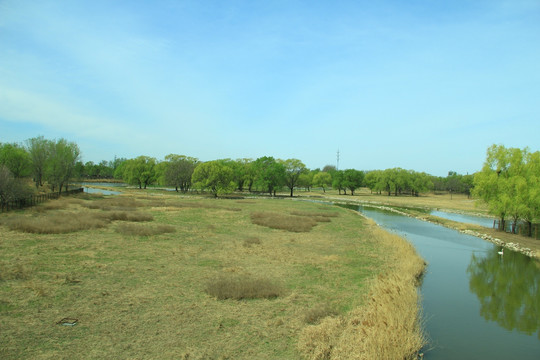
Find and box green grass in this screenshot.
[0,192,414,359]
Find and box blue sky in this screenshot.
[1,0,539,176]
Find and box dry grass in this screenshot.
[251,211,319,232]
[2,212,109,234]
[242,236,262,247]
[297,219,426,360]
[115,223,175,236]
[205,273,284,300]
[0,192,425,359]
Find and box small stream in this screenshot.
[355,205,540,359]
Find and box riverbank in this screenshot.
[316,192,540,260]
[0,192,426,359]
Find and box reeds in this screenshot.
[297,219,426,359]
[115,223,176,236]
[205,273,284,300]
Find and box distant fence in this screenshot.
[493,220,540,239]
[0,188,84,213]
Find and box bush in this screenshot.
[251,212,318,232]
[205,274,284,300]
[242,237,261,247]
[303,304,338,324]
[116,223,175,236]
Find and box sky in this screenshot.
[1,0,539,176]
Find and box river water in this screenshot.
[356,205,540,359]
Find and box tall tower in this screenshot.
[336,149,340,171]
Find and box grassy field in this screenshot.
[0,191,425,359]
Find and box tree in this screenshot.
[0,165,33,205]
[280,158,307,197]
[313,172,332,193]
[0,143,31,178]
[332,170,346,195]
[122,156,156,189]
[191,160,235,197]
[26,136,51,188]
[253,156,285,196]
[342,169,364,195]
[46,138,80,193]
[162,154,198,192]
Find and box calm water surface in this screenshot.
[430,210,494,228]
[357,206,540,359]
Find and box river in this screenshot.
[355,205,540,359]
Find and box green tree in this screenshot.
[342,169,364,195]
[26,136,51,188]
[191,160,235,197]
[162,154,198,192]
[122,156,156,189]
[280,158,307,197]
[313,171,332,193]
[253,156,285,196]
[0,143,31,178]
[46,138,81,193]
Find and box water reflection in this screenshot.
[467,250,540,339]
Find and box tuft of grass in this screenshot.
[82,196,141,211]
[242,236,262,247]
[3,212,109,234]
[303,304,338,324]
[115,223,176,236]
[99,211,153,222]
[205,273,284,300]
[0,261,32,281]
[250,211,318,232]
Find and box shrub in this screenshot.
[303,304,338,324]
[116,223,176,236]
[205,274,284,300]
[250,212,317,232]
[3,212,108,234]
[243,237,262,247]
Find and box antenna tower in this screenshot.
[336,149,340,171]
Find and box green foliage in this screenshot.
[253,156,286,196]
[191,160,235,197]
[365,168,432,196]
[46,138,80,193]
[0,165,33,205]
[0,143,31,178]
[26,136,51,188]
[313,172,332,192]
[342,169,364,195]
[473,145,540,235]
[280,158,307,197]
[161,154,198,192]
[121,156,156,189]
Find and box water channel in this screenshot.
[354,205,540,359]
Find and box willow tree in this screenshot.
[191,160,235,197]
[280,158,306,197]
[473,145,539,234]
[46,138,80,193]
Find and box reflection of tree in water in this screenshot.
[467,249,540,339]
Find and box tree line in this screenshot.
[1,136,513,204]
[473,145,540,237]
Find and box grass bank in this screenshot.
[0,192,425,359]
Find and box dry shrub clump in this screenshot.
[0,261,32,281]
[82,196,141,211]
[205,273,284,300]
[115,223,175,236]
[251,211,318,232]
[303,304,338,325]
[298,220,426,360]
[99,211,153,222]
[242,236,262,247]
[3,212,109,234]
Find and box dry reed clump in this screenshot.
[82,196,141,210]
[115,223,176,236]
[297,220,426,360]
[0,261,32,281]
[3,212,109,234]
[303,304,338,325]
[242,236,262,247]
[98,211,153,222]
[251,211,318,232]
[205,273,284,300]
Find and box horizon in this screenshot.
[1,0,539,177]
